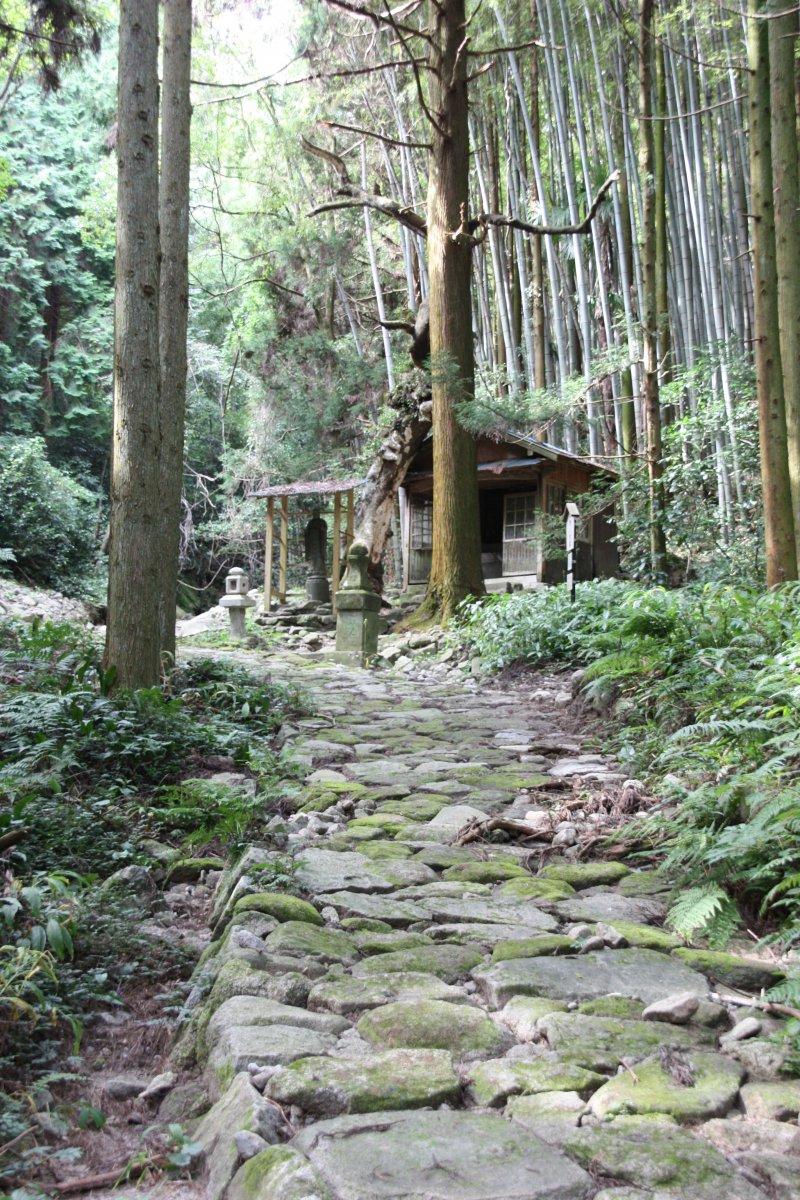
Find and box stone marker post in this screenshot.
[304,513,331,603]
[219,567,255,639]
[334,541,380,666]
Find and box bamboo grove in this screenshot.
[228,0,796,587]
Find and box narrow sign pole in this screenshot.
[565,502,580,602]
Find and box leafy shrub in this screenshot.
[0,436,98,590]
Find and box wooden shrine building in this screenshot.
[399,432,618,590]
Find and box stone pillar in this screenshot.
[304,514,331,603]
[334,541,380,666]
[219,566,255,640]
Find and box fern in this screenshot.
[667,885,740,944]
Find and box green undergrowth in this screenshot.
[0,618,309,1105]
[457,581,800,959]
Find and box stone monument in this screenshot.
[219,567,255,640]
[334,541,380,666]
[304,513,331,603]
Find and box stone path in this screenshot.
[173,651,800,1200]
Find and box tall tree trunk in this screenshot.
[422,0,484,619]
[529,0,546,391]
[748,0,797,584]
[655,36,672,400]
[768,0,800,554]
[158,0,192,666]
[638,0,667,577]
[104,0,162,689]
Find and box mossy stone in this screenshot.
[266,1048,461,1116]
[348,813,410,833]
[354,942,484,983]
[353,931,433,956]
[587,1050,744,1121]
[563,1121,761,1197]
[378,795,449,821]
[164,856,226,884]
[577,996,644,1019]
[340,917,393,933]
[500,995,569,1039]
[540,1011,707,1073]
[443,861,528,884]
[358,840,413,861]
[540,862,630,889]
[598,920,679,950]
[468,1057,605,1108]
[263,921,358,963]
[491,935,575,963]
[227,1146,333,1200]
[232,892,322,926]
[672,948,784,990]
[338,826,382,843]
[499,876,576,901]
[357,998,512,1059]
[411,845,475,869]
[617,871,671,897]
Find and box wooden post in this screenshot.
[331,491,342,610]
[565,501,579,602]
[278,494,289,604]
[264,496,274,612]
[345,488,355,555]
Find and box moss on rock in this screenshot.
[232,892,322,926]
[587,1050,744,1121]
[672,948,784,990]
[498,876,576,902]
[467,1057,605,1107]
[357,999,512,1059]
[443,861,528,884]
[540,862,629,889]
[491,936,576,963]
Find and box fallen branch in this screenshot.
[454,816,554,846]
[708,990,800,1022]
[53,1159,153,1194]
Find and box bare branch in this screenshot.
[309,197,427,237]
[301,135,352,184]
[321,119,431,149]
[468,38,555,56]
[303,133,427,236]
[477,171,619,238]
[322,0,433,44]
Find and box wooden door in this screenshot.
[408,496,433,583]
[502,492,539,576]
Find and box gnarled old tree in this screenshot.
[308,0,615,619]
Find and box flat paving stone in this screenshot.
[290,1109,593,1199]
[206,1024,337,1086]
[315,890,428,926]
[473,948,710,1009]
[295,848,435,895]
[539,1011,707,1072]
[587,1049,744,1121]
[205,995,349,1051]
[561,1121,768,1199]
[416,895,560,931]
[554,893,666,925]
[307,971,469,1015]
[357,999,512,1059]
[353,941,485,983]
[266,1048,461,1117]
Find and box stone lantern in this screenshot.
[219,567,255,639]
[334,541,380,666]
